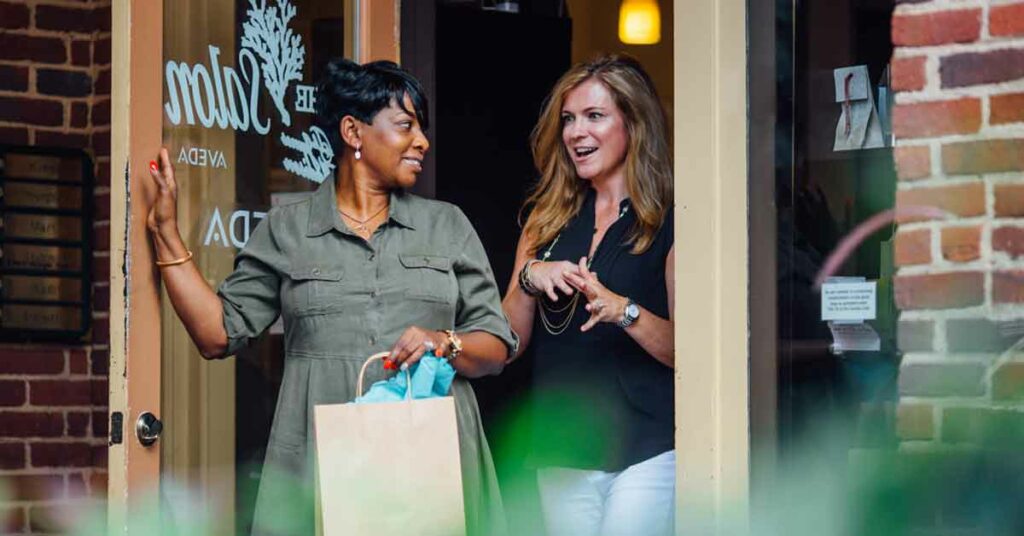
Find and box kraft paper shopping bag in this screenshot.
[314,352,466,536]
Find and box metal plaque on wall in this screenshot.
[0,146,93,341]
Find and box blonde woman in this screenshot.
[502,55,675,536]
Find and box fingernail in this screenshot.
[149,160,158,171]
[400,362,409,372]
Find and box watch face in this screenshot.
[626,303,640,318]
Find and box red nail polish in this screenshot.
[149,160,158,171]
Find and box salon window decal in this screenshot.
[163,0,335,183]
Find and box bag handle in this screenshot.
[356,352,413,400]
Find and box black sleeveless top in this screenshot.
[528,189,674,471]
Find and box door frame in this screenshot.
[108,0,163,532]
[110,0,753,533]
[674,0,751,533]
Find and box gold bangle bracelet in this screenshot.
[155,250,193,267]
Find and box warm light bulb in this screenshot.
[618,0,661,45]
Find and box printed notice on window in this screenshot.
[829,322,881,352]
[821,281,876,322]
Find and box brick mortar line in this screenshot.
[0,60,71,70]
[935,316,949,354]
[27,0,109,7]
[984,258,995,310]
[890,129,1024,145]
[985,177,997,235]
[926,139,943,179]
[20,439,109,445]
[925,52,941,93]
[0,376,79,382]
[982,1,992,40]
[896,260,993,274]
[905,398,1024,413]
[0,470,103,479]
[894,1,988,16]
[896,81,1024,104]
[897,216,1024,228]
[897,174,987,187]
[895,301,989,316]
[901,352,996,364]
[930,219,943,268]
[901,400,998,416]
[982,93,992,128]
[892,36,1024,57]
[0,90,93,103]
[10,26,105,40]
[899,307,1024,321]
[1,500,108,509]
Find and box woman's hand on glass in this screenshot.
[147,147,180,236]
[565,256,627,332]
[527,260,579,302]
[387,326,449,371]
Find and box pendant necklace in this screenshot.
[338,203,389,233]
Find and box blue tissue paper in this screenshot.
[354,352,456,404]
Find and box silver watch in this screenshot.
[619,299,640,328]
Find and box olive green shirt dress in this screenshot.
[218,178,517,536]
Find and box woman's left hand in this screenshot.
[564,257,627,332]
[387,326,449,370]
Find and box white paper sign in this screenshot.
[821,281,877,322]
[829,322,881,352]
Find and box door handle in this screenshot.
[135,412,163,447]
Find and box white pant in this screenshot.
[536,450,676,536]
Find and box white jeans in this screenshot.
[536,450,676,536]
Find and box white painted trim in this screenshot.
[675,0,751,533]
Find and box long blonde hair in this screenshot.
[522,54,672,255]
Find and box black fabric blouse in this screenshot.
[528,188,674,472]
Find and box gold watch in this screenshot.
[443,330,463,362]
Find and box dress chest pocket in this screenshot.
[284,266,345,315]
[399,254,455,304]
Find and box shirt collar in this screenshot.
[306,179,416,237]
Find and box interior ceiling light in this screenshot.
[618,0,661,45]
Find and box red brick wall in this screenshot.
[0,1,111,533]
[892,0,1024,529]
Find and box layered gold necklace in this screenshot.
[538,204,628,335]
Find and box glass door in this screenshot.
[750,0,904,533]
[159,1,348,532]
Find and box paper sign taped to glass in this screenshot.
[828,322,881,352]
[314,352,466,536]
[833,65,885,151]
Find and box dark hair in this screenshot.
[315,59,430,155]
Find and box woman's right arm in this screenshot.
[501,231,577,362]
[148,148,229,359]
[502,232,537,361]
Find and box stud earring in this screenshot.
[354,148,362,160]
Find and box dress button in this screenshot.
[311,268,320,276]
